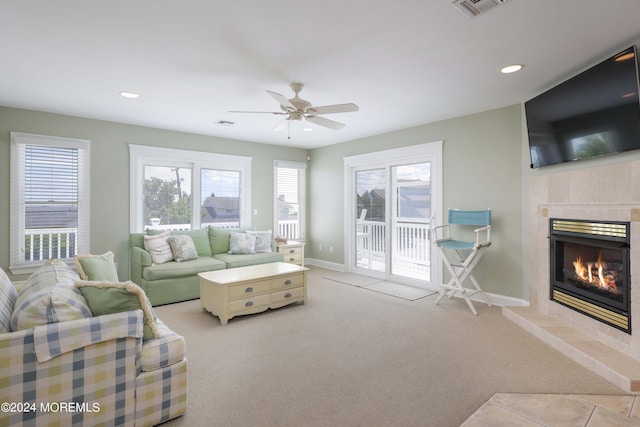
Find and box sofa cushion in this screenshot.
[228,231,256,254]
[0,268,17,333]
[167,235,199,262]
[142,257,226,281]
[213,251,284,269]
[74,251,119,281]
[75,280,160,341]
[11,260,92,332]
[208,226,234,254]
[140,318,186,372]
[144,231,174,264]
[149,229,212,257]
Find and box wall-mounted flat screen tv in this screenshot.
[525,46,640,168]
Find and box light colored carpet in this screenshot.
[322,272,435,301]
[321,271,382,287]
[361,281,436,301]
[155,266,624,427]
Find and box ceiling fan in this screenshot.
[229,82,359,133]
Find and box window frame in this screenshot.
[10,132,91,275]
[273,160,306,241]
[129,145,252,232]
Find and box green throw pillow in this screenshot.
[75,280,160,341]
[74,251,119,281]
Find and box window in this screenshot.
[10,132,90,275]
[143,166,193,229]
[274,161,306,240]
[130,145,251,232]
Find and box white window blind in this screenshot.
[10,132,90,274]
[274,161,306,240]
[25,145,79,228]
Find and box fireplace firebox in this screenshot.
[549,219,631,333]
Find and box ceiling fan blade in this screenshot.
[228,110,287,115]
[266,90,296,111]
[273,118,289,131]
[307,103,359,115]
[306,115,345,130]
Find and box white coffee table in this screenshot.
[198,262,308,325]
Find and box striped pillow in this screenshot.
[10,260,92,332]
[0,268,17,333]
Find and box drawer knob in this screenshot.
[289,249,295,253]
[284,292,292,298]
[245,287,253,293]
[245,301,254,307]
[284,279,292,285]
[289,258,295,262]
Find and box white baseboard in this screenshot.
[482,291,529,307]
[305,258,345,272]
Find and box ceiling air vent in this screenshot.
[452,0,510,18]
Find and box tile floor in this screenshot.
[462,393,640,426]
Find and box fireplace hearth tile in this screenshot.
[572,394,636,415]
[503,306,640,393]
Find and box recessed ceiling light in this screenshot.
[120,91,140,99]
[500,64,524,74]
[303,128,313,132]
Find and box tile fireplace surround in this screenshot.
[503,160,640,394]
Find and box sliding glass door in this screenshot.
[355,168,386,272]
[390,163,431,280]
[345,143,442,288]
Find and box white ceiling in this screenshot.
[2,1,640,149]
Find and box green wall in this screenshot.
[0,103,527,301]
[308,105,525,299]
[0,106,308,281]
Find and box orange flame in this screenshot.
[572,252,616,291]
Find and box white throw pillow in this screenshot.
[166,235,199,262]
[144,231,174,264]
[247,230,273,253]
[228,232,256,254]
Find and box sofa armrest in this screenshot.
[130,246,152,285]
[32,310,144,362]
[0,311,143,426]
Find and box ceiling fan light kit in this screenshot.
[230,82,358,138]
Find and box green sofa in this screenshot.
[130,226,284,305]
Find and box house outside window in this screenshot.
[10,132,90,275]
[274,161,306,240]
[130,145,251,232]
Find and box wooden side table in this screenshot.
[276,241,305,266]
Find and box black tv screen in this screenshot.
[525,46,640,168]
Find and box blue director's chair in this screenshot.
[432,209,492,315]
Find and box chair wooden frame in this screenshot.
[432,209,492,315]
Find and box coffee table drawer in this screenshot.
[270,273,304,290]
[270,287,304,304]
[229,294,270,313]
[228,280,270,299]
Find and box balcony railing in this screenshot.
[24,228,77,262]
[144,221,297,237]
[25,221,427,274]
[146,222,240,231]
[277,220,299,240]
[357,220,430,276]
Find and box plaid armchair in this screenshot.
[0,310,187,427]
